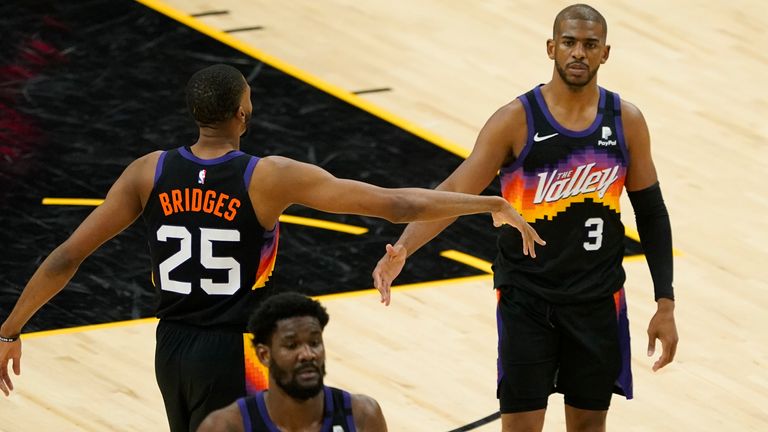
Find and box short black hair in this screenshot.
[553,4,607,39]
[186,64,247,125]
[248,293,330,346]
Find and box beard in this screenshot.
[554,59,599,88]
[270,361,326,401]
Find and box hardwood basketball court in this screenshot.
[1,0,766,431]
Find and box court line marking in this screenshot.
[41,197,368,235]
[133,0,471,159]
[131,0,683,258]
[19,275,493,340]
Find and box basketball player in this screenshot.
[0,64,543,432]
[372,4,678,431]
[197,292,386,432]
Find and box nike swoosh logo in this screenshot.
[533,132,559,142]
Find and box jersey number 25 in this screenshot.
[155,225,241,295]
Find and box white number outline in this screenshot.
[583,217,604,251]
[156,225,241,295]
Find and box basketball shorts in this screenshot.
[495,286,632,413]
[155,320,268,432]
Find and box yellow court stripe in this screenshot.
[20,275,493,339]
[42,197,104,206]
[21,317,159,340]
[316,274,494,302]
[133,0,469,159]
[41,197,367,235]
[277,215,367,235]
[440,249,493,274]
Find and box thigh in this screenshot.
[554,294,622,410]
[184,330,248,431]
[155,321,192,432]
[497,287,559,413]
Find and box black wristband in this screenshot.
[0,334,19,343]
[627,182,674,301]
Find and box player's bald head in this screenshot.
[553,4,607,40]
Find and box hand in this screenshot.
[371,244,407,306]
[0,339,22,397]
[491,201,546,258]
[647,299,678,371]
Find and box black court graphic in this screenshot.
[0,0,644,332]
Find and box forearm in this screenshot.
[392,217,457,257]
[628,182,674,301]
[1,245,81,336]
[390,189,504,223]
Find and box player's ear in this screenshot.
[601,44,611,64]
[547,38,555,60]
[255,344,271,367]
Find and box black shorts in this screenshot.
[155,320,268,432]
[495,286,632,413]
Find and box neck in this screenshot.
[544,72,600,109]
[191,126,241,158]
[263,386,325,431]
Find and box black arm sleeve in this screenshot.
[627,182,674,301]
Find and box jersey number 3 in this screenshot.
[156,225,241,295]
[583,217,604,251]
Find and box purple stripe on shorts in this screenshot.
[496,302,505,385]
[615,288,633,399]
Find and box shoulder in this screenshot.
[619,98,648,128]
[126,150,165,177]
[196,402,244,432]
[488,98,526,128]
[351,393,387,431]
[258,155,294,170]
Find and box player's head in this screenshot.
[186,64,252,134]
[547,4,610,88]
[248,292,330,400]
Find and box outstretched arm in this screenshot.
[251,155,529,226]
[623,100,678,371]
[372,101,536,304]
[0,152,156,396]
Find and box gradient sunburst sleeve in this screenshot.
[252,223,280,289]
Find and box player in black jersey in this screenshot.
[0,64,543,431]
[372,4,678,431]
[197,292,386,432]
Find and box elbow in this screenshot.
[386,195,421,223]
[44,243,83,277]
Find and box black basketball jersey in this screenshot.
[494,86,628,303]
[142,146,279,330]
[237,386,357,432]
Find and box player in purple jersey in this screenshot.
[372,4,678,431]
[0,64,543,431]
[198,292,387,432]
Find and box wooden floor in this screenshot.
[2,0,768,430]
